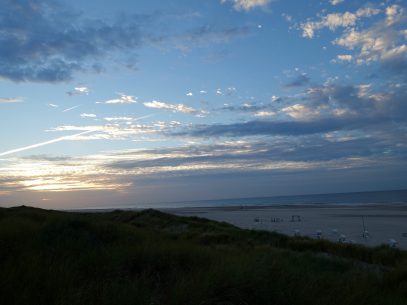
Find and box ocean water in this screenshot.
[142,189,407,209]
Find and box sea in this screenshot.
[140,189,407,209]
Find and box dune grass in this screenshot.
[0,206,406,305]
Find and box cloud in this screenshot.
[254,111,276,117]
[0,97,22,103]
[0,0,255,82]
[67,86,90,96]
[80,113,97,118]
[49,120,182,141]
[97,94,137,104]
[220,79,407,122]
[226,87,237,95]
[330,0,344,5]
[104,117,133,122]
[211,86,237,97]
[283,74,310,88]
[1,129,405,195]
[106,135,406,172]
[175,119,354,138]
[301,6,380,38]
[175,78,407,138]
[385,4,405,26]
[281,104,321,120]
[220,103,267,113]
[271,95,281,102]
[300,4,406,78]
[221,0,271,11]
[0,154,131,192]
[102,115,156,123]
[333,5,406,76]
[302,82,406,119]
[336,54,353,62]
[0,0,143,82]
[186,92,193,96]
[143,100,204,115]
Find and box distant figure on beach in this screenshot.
[361,216,369,239]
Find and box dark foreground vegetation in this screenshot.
[1,206,406,305]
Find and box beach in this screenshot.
[166,204,407,249]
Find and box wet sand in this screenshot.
[164,204,407,249]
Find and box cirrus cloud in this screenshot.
[0,97,22,103]
[143,100,207,116]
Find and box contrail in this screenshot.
[62,105,80,112]
[133,113,155,121]
[0,130,94,157]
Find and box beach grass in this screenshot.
[0,206,406,305]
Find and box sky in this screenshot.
[0,0,406,209]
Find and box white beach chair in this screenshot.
[362,230,370,239]
[388,239,399,248]
[291,215,301,222]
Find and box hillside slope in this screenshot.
[0,206,406,305]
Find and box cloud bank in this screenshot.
[0,0,143,82]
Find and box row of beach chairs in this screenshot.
[253,216,405,248]
[254,215,302,223]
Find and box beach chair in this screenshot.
[338,234,346,243]
[388,239,399,248]
[291,215,301,222]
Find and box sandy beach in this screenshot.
[165,204,407,249]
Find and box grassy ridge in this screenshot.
[0,206,406,305]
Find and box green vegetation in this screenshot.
[1,206,406,305]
